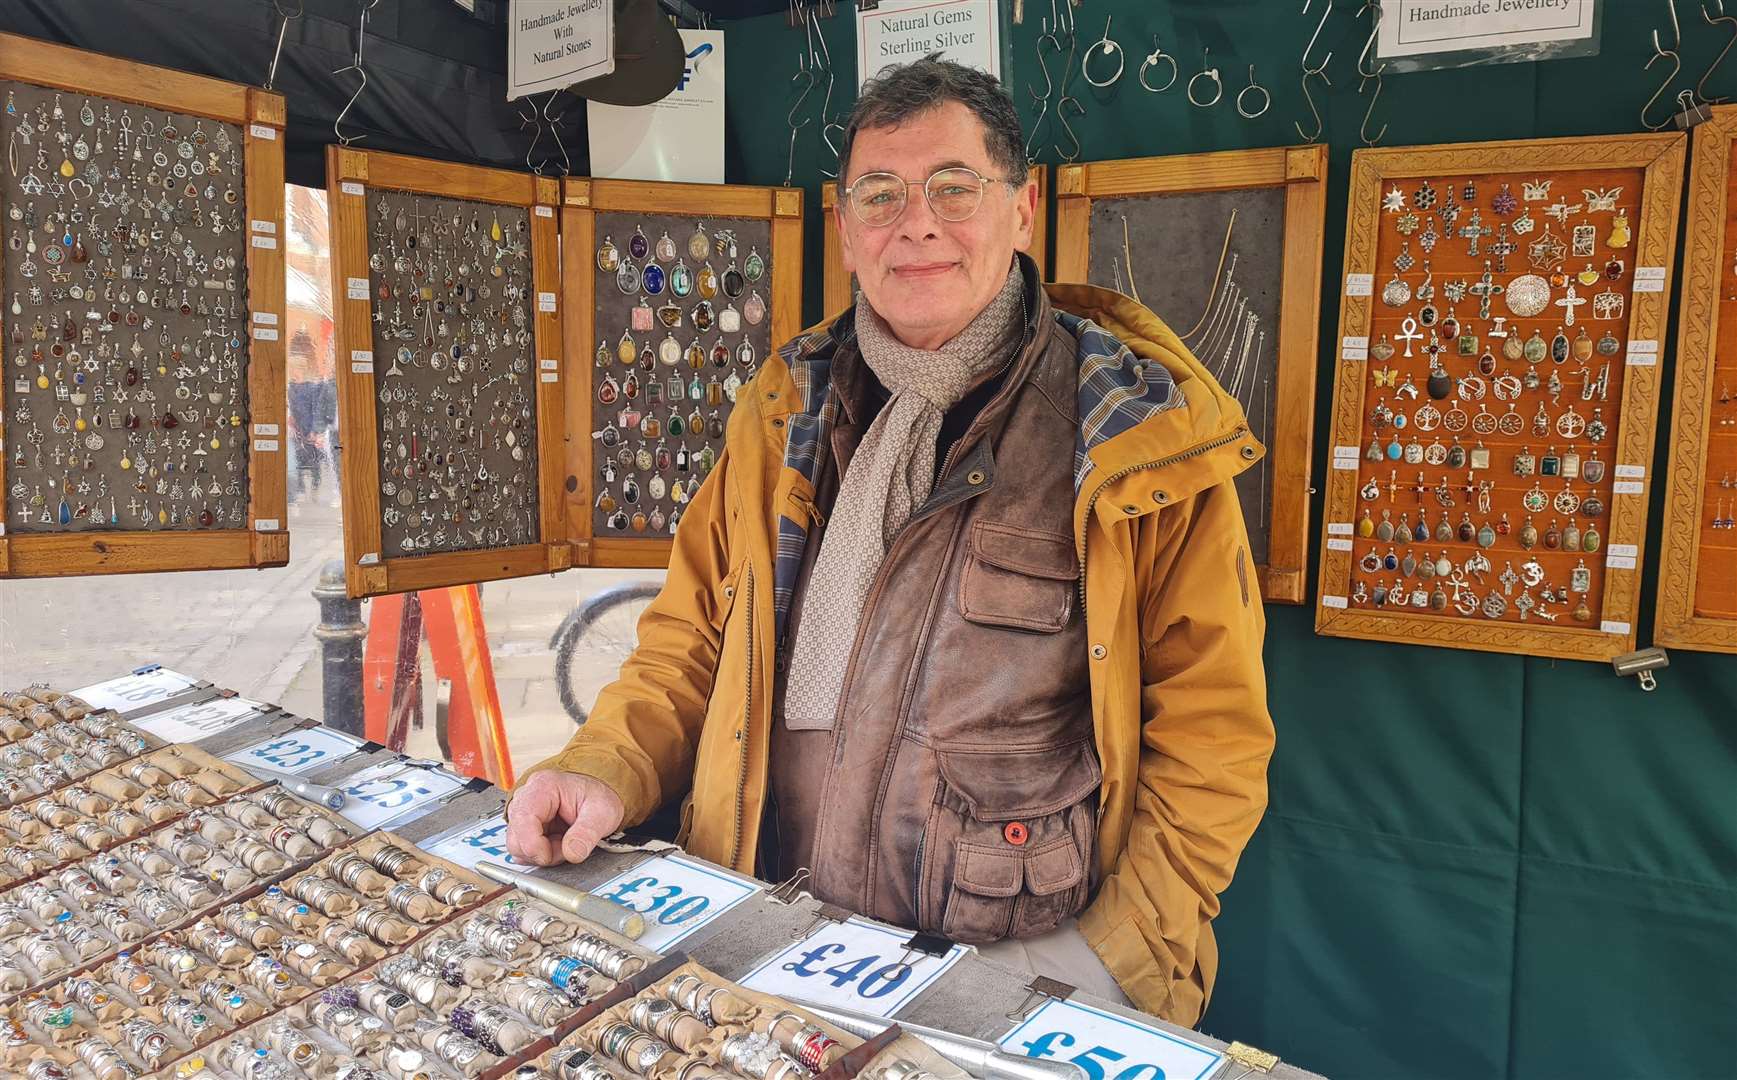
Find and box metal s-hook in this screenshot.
[1295,1,1335,142]
[1139,35,1178,92]
[1359,71,1389,145]
[331,0,380,147]
[1026,18,1062,160]
[1356,1,1388,145]
[264,0,304,91]
[1642,27,1684,130]
[1699,0,1737,104]
[786,53,817,187]
[1054,95,1085,163]
[810,8,846,178]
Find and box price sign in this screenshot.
[336,760,468,831]
[741,915,965,1017]
[225,728,364,777]
[420,813,517,870]
[72,668,200,714]
[589,854,760,950]
[999,999,1224,1080]
[133,696,269,742]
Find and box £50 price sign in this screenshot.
[1000,999,1223,1080]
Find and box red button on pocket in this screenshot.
[1004,822,1029,846]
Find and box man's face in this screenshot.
[837,100,1037,350]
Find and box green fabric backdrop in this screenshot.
[712,4,1737,1078]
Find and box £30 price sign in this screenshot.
[1000,999,1223,1080]
[741,916,966,1017]
[589,854,759,950]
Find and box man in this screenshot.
[508,57,1273,1025]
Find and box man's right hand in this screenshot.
[505,771,626,866]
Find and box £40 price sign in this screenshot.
[741,916,965,1017]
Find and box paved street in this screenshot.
[0,480,663,778]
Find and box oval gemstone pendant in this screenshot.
[687,342,706,369]
[616,261,642,294]
[1597,331,1620,356]
[1523,330,1547,363]
[1477,521,1497,549]
[688,224,712,261]
[745,247,765,281]
[597,237,621,273]
[722,263,746,298]
[629,227,650,261]
[655,231,677,262]
[618,331,637,365]
[743,291,767,325]
[1550,329,1569,363]
[691,301,715,333]
[642,263,666,295]
[671,260,694,298]
[659,334,682,366]
[697,264,718,299]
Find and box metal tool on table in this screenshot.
[476,860,647,940]
[791,1000,1089,1080]
[242,765,348,811]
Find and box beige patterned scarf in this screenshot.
[783,263,1026,730]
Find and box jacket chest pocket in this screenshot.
[918,739,1100,944]
[957,521,1078,634]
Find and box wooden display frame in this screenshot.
[1317,134,1685,662]
[561,178,803,569]
[326,148,568,598]
[1052,146,1328,604]
[821,165,1049,317]
[0,33,287,578]
[1656,107,1737,653]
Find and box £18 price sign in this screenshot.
[741,915,965,1017]
[999,999,1223,1080]
[134,696,269,743]
[588,854,760,950]
[73,668,200,714]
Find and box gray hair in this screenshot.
[839,55,1027,183]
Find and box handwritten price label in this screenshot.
[1000,999,1223,1080]
[589,854,760,950]
[72,668,199,714]
[337,761,467,830]
[420,814,517,870]
[741,916,965,1017]
[226,728,364,777]
[133,696,268,742]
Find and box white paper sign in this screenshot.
[342,181,365,197]
[1376,0,1598,61]
[858,0,1001,88]
[1326,538,1354,552]
[1601,620,1632,635]
[1321,595,1349,609]
[346,277,369,301]
[72,668,200,714]
[253,438,279,452]
[420,813,519,870]
[337,761,468,831]
[249,123,277,140]
[135,696,271,742]
[508,0,615,100]
[1345,273,1374,297]
[251,328,279,341]
[226,728,365,777]
[255,518,281,532]
[1000,998,1224,1080]
[588,30,724,184]
[250,235,277,249]
[589,854,761,951]
[742,916,966,1016]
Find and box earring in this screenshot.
[1236,65,1270,119]
[1138,35,1178,92]
[1187,48,1223,107]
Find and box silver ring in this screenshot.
[1082,17,1125,88]
[1188,54,1223,108]
[1237,66,1270,119]
[1139,39,1178,92]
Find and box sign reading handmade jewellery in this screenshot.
[2,82,253,534]
[364,190,541,557]
[591,212,769,538]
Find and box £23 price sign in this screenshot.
[589,854,760,950]
[226,728,364,777]
[741,916,966,1017]
[1000,999,1224,1080]
[338,760,467,831]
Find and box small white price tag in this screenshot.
[347,277,370,301]
[537,291,557,313]
[1327,522,1353,536]
[540,372,558,383]
[252,312,279,326]
[1633,267,1667,292]
[1321,595,1349,609]
[253,423,280,436]
[358,552,380,565]
[1609,543,1639,558]
[72,668,200,714]
[342,181,365,196]
[226,728,364,776]
[420,814,518,870]
[351,363,373,375]
[253,438,279,452]
[540,359,559,370]
[535,205,555,218]
[1625,351,1657,366]
[589,854,762,951]
[1345,273,1374,297]
[1342,346,1369,362]
[250,235,277,249]
[1342,335,1370,349]
[337,761,468,831]
[741,916,967,1017]
[135,696,271,742]
[249,123,277,140]
[1001,999,1224,1080]
[1606,555,1637,570]
[1333,445,1361,459]
[255,518,281,532]
[1601,620,1633,636]
[1613,480,1644,495]
[352,350,373,363]
[250,220,277,234]
[1326,538,1353,552]
[1615,464,1646,480]
[251,328,279,341]
[1332,458,1359,471]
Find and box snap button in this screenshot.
[1152,490,1169,504]
[1090,644,1107,660]
[723,585,734,599]
[967,470,986,485]
[1123,504,1140,515]
[1003,822,1029,846]
[1240,444,1258,460]
[767,391,778,400]
[772,419,784,428]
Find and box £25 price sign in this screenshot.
[741,916,966,1017]
[589,854,760,951]
[338,761,467,831]
[1000,999,1223,1080]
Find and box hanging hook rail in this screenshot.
[786,53,817,187]
[1698,0,1737,104]
[264,0,304,91]
[1295,1,1334,142]
[331,0,381,147]
[1642,26,1684,130]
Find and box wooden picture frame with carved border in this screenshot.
[822,165,1049,319]
[561,178,803,569]
[1656,106,1737,654]
[0,34,287,578]
[1051,146,1328,604]
[326,147,568,599]
[1318,134,1685,661]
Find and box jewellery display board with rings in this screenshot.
[326,147,568,599]
[561,179,802,569]
[1317,134,1686,661]
[1052,146,1328,604]
[0,33,288,579]
[1656,105,1737,654]
[820,166,1049,319]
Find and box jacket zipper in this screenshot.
[1076,426,1249,613]
[727,567,755,870]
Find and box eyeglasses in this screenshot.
[841,166,1021,228]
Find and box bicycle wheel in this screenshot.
[553,582,663,726]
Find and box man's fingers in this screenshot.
[560,817,600,864]
[505,777,562,865]
[559,781,625,865]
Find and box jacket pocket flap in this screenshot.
[954,842,1023,897]
[969,522,1077,580]
[1023,837,1084,896]
[935,740,1102,822]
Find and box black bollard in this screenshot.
[312,559,367,735]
